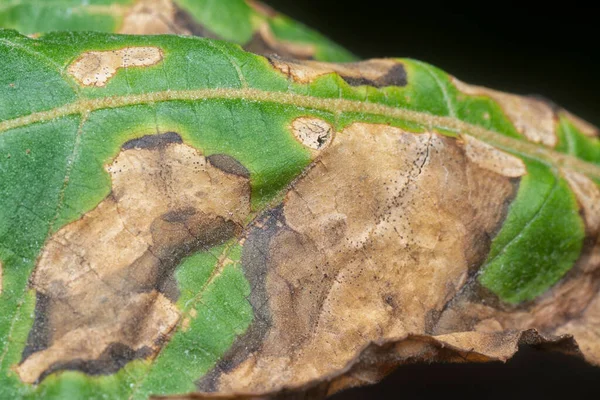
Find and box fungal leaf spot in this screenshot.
[68,46,163,87]
[453,78,558,147]
[16,133,251,383]
[270,57,407,87]
[291,117,333,151]
[462,135,527,178]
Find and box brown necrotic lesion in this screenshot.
[201,123,520,393]
[118,0,218,37]
[268,57,408,87]
[118,0,317,60]
[17,133,251,384]
[68,46,164,87]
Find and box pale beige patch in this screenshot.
[433,331,521,361]
[16,138,251,383]
[67,47,163,87]
[214,123,518,392]
[181,317,191,332]
[561,110,600,137]
[270,57,404,86]
[563,170,600,235]
[555,293,600,365]
[119,0,174,34]
[462,134,527,178]
[117,0,220,38]
[435,261,600,341]
[118,0,182,35]
[453,78,558,147]
[290,117,333,151]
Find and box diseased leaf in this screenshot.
[1,2,600,400]
[478,159,586,303]
[0,0,354,62]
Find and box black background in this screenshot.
[263,1,600,398]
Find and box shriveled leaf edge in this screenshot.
[157,330,584,400]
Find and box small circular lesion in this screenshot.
[290,117,334,151]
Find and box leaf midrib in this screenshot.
[1,87,599,180]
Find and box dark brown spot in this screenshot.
[22,293,52,360]
[36,343,153,384]
[122,131,183,150]
[207,154,251,178]
[342,63,407,88]
[197,206,286,391]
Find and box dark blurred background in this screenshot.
[263,1,600,398]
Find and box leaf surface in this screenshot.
[0,0,354,62]
[0,4,600,400]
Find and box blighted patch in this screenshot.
[462,135,527,178]
[453,78,558,147]
[199,123,520,393]
[16,133,251,383]
[117,0,315,59]
[269,57,407,87]
[563,170,600,234]
[118,0,178,35]
[2,20,600,399]
[290,117,333,151]
[67,46,163,87]
[119,0,219,37]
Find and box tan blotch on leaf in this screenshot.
[205,123,520,394]
[291,117,333,150]
[116,0,314,58]
[462,134,527,178]
[119,0,178,35]
[68,47,163,87]
[453,78,558,147]
[269,57,406,87]
[563,170,600,235]
[433,170,600,369]
[16,134,251,384]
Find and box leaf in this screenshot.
[0,0,355,62]
[1,4,600,400]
